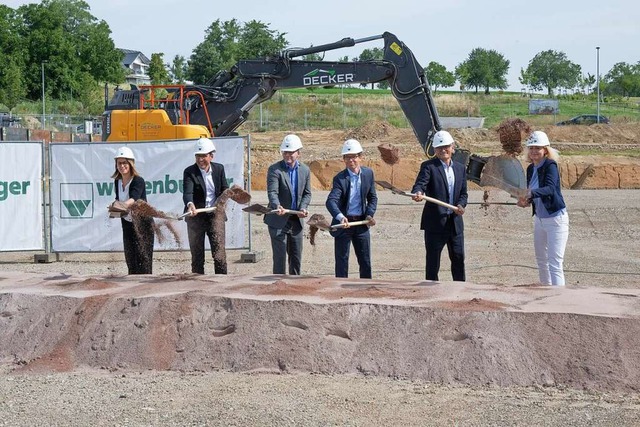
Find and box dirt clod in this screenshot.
[495,118,532,155]
[307,213,330,245]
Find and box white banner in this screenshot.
[0,142,44,251]
[50,138,246,252]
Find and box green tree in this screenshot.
[604,62,640,98]
[425,61,455,94]
[15,0,124,103]
[149,53,170,85]
[524,50,581,96]
[0,59,26,110]
[188,19,286,85]
[455,48,509,94]
[518,67,531,91]
[237,20,287,59]
[0,5,27,110]
[171,55,188,84]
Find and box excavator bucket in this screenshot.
[479,155,527,198]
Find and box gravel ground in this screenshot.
[1,189,640,426]
[1,369,640,426]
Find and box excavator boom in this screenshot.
[104,32,441,156]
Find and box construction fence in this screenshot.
[0,138,249,254]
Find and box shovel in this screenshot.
[375,181,516,207]
[242,204,305,216]
[375,180,458,210]
[177,207,217,220]
[330,219,372,229]
[306,216,371,231]
[479,155,527,199]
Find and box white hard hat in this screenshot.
[194,137,216,155]
[280,134,303,152]
[432,130,455,148]
[114,146,135,161]
[526,131,550,147]
[341,138,363,155]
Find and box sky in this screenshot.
[5,0,640,92]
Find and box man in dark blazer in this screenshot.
[412,130,468,281]
[326,139,377,279]
[264,134,312,275]
[183,137,229,274]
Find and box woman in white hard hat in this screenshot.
[517,131,569,286]
[111,146,154,274]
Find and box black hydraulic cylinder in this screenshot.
[285,38,356,58]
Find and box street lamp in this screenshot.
[41,60,48,130]
[596,47,600,123]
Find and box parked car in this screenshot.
[556,114,609,126]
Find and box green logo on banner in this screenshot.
[60,183,94,219]
[62,200,91,216]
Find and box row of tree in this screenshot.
[1,0,639,115]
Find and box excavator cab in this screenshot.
[102,85,212,142]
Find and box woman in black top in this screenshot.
[111,146,154,274]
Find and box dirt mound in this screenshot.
[2,273,640,392]
[345,120,396,141]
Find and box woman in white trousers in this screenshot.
[517,131,569,286]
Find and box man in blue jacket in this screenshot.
[412,130,468,281]
[326,139,378,278]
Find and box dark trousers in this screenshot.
[424,218,465,281]
[268,217,303,275]
[334,225,372,279]
[186,213,227,275]
[121,218,154,274]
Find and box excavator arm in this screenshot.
[104,32,441,156]
[196,32,441,156]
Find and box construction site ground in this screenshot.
[1,123,640,425]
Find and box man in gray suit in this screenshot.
[264,134,312,275]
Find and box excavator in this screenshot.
[102,31,524,191]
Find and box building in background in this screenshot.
[119,48,151,86]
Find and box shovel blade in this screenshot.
[480,155,527,198]
[242,204,272,215]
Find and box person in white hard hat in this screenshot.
[110,146,154,274]
[517,130,569,286]
[182,137,229,274]
[326,139,378,278]
[411,130,468,281]
[264,134,312,275]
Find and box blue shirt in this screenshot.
[346,168,363,216]
[286,161,299,210]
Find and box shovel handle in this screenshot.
[280,209,305,215]
[263,209,304,215]
[331,219,372,229]
[408,193,458,211]
[178,207,217,220]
